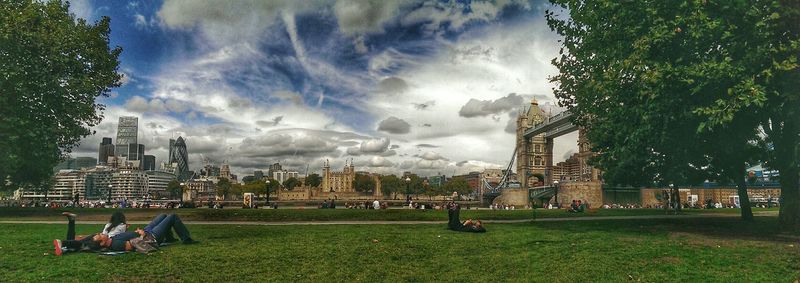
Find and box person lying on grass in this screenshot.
[446,202,487,233]
[54,213,198,255]
[52,212,107,255]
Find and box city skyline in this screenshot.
[65,0,579,178]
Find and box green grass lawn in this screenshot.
[0,207,778,222]
[1,217,798,282]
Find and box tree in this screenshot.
[380,175,402,199]
[546,0,799,225]
[305,173,322,188]
[216,178,232,200]
[241,176,257,183]
[352,174,376,194]
[283,177,300,190]
[166,180,182,200]
[443,177,472,199]
[0,1,122,191]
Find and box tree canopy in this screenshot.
[547,0,799,227]
[352,174,376,194]
[0,1,122,191]
[305,173,322,188]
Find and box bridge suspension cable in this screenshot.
[483,146,518,193]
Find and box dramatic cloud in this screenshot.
[377,116,411,134]
[71,1,581,178]
[459,93,525,118]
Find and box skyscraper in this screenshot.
[98,137,115,165]
[168,138,175,163]
[143,155,156,171]
[170,136,189,181]
[115,117,138,159]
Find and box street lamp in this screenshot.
[405,176,411,205]
[180,182,185,204]
[669,183,677,214]
[107,184,113,204]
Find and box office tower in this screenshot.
[169,139,175,163]
[98,137,114,165]
[268,163,282,180]
[254,170,264,180]
[115,117,138,158]
[143,155,156,171]
[170,136,189,181]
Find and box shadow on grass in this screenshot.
[530,216,800,244]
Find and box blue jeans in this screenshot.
[143,214,191,242]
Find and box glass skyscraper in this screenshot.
[115,116,138,159]
[170,136,190,181]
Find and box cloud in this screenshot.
[378,77,409,94]
[562,149,576,161]
[356,156,395,167]
[333,0,404,36]
[273,90,303,105]
[419,151,447,161]
[67,0,94,21]
[377,116,411,134]
[459,93,525,118]
[346,138,392,156]
[354,35,369,54]
[412,100,435,110]
[416,144,438,148]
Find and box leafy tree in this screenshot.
[546,0,799,224]
[443,177,472,199]
[0,1,121,191]
[241,176,257,183]
[216,178,232,200]
[305,173,322,188]
[352,174,376,194]
[166,180,182,200]
[283,177,300,190]
[379,175,402,199]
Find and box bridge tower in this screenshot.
[515,99,547,189]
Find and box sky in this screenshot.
[67,0,578,178]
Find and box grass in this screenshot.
[1,217,798,282]
[0,207,778,222]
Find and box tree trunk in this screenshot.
[777,168,800,231]
[735,177,754,221]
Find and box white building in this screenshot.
[146,170,176,198]
[110,169,148,200]
[273,170,300,185]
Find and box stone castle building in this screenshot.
[321,159,355,193]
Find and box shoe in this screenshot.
[61,212,77,220]
[182,239,200,245]
[53,239,62,256]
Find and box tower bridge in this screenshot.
[484,99,782,208]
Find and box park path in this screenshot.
[0,213,745,226]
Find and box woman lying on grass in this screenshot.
[53,212,198,255]
[446,202,487,233]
